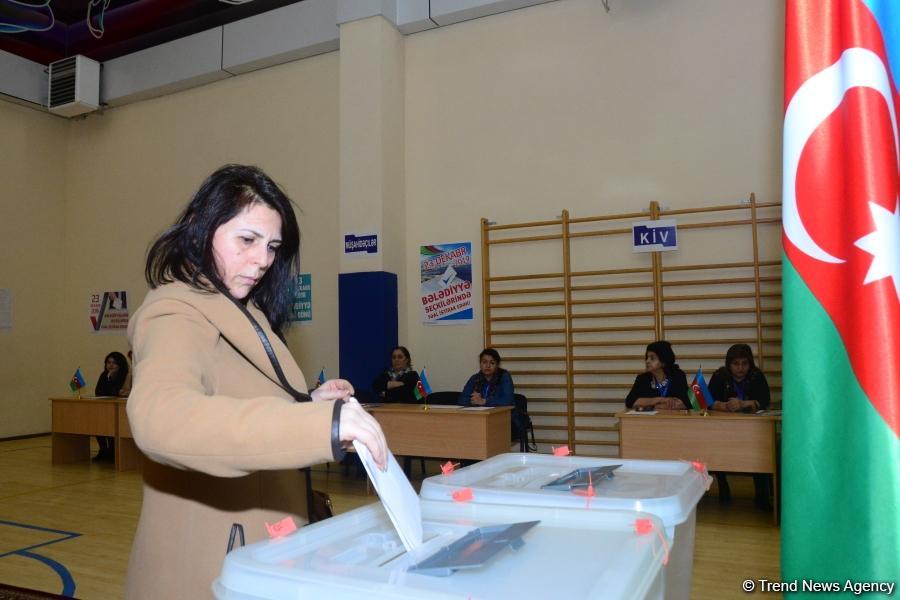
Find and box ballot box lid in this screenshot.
[419,453,708,528]
[214,500,667,600]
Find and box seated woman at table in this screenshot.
[708,343,770,413]
[458,348,514,407]
[624,341,689,411]
[708,343,773,509]
[372,346,420,403]
[93,351,130,461]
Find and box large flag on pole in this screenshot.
[783,0,900,591]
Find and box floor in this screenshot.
[0,436,780,598]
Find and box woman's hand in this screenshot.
[470,392,486,406]
[386,381,404,390]
[633,397,658,410]
[311,379,354,402]
[661,398,686,410]
[339,398,388,470]
[725,398,742,412]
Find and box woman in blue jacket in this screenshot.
[458,348,514,407]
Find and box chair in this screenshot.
[353,389,377,404]
[512,393,537,452]
[424,391,461,405]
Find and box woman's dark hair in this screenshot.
[645,340,679,373]
[479,348,502,364]
[104,351,130,387]
[725,343,757,372]
[391,346,412,367]
[145,164,300,333]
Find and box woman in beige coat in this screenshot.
[126,164,387,599]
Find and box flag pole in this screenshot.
[700,364,708,416]
[422,366,429,412]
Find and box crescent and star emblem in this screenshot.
[784,47,900,301]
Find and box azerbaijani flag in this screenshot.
[69,368,86,393]
[316,368,326,387]
[414,368,432,401]
[686,367,712,411]
[783,0,900,590]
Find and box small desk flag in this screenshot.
[414,368,433,401]
[69,368,86,393]
[687,367,713,411]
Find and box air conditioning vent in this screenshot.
[48,55,100,117]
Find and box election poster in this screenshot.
[89,291,129,333]
[420,242,473,324]
[289,273,312,323]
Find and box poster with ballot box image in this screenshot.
[420,242,473,324]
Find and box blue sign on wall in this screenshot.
[344,233,379,255]
[289,273,312,322]
[632,219,678,252]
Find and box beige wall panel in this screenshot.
[404,0,784,394]
[0,103,68,436]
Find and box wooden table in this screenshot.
[50,396,143,472]
[617,409,781,519]
[367,404,513,460]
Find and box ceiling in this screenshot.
[0,0,303,65]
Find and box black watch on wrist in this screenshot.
[331,400,346,461]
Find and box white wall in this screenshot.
[0,102,68,436]
[403,0,784,393]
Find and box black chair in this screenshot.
[512,393,537,452]
[424,391,461,405]
[354,389,377,404]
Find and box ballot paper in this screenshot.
[352,440,423,552]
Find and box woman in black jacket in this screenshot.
[372,346,420,403]
[708,344,773,510]
[625,341,689,410]
[94,351,129,461]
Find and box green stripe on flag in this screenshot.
[782,256,900,595]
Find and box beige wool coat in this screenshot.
[125,281,338,599]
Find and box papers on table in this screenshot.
[352,440,423,552]
[461,406,492,411]
[424,405,461,410]
[626,409,657,415]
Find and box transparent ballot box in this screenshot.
[213,500,668,600]
[419,453,709,600]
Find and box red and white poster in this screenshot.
[89,291,129,333]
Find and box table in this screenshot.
[50,396,143,471]
[366,404,513,460]
[617,409,781,520]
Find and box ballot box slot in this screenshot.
[540,465,622,491]
[407,521,540,577]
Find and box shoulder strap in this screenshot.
[212,280,311,403]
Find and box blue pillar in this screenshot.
[338,271,398,400]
